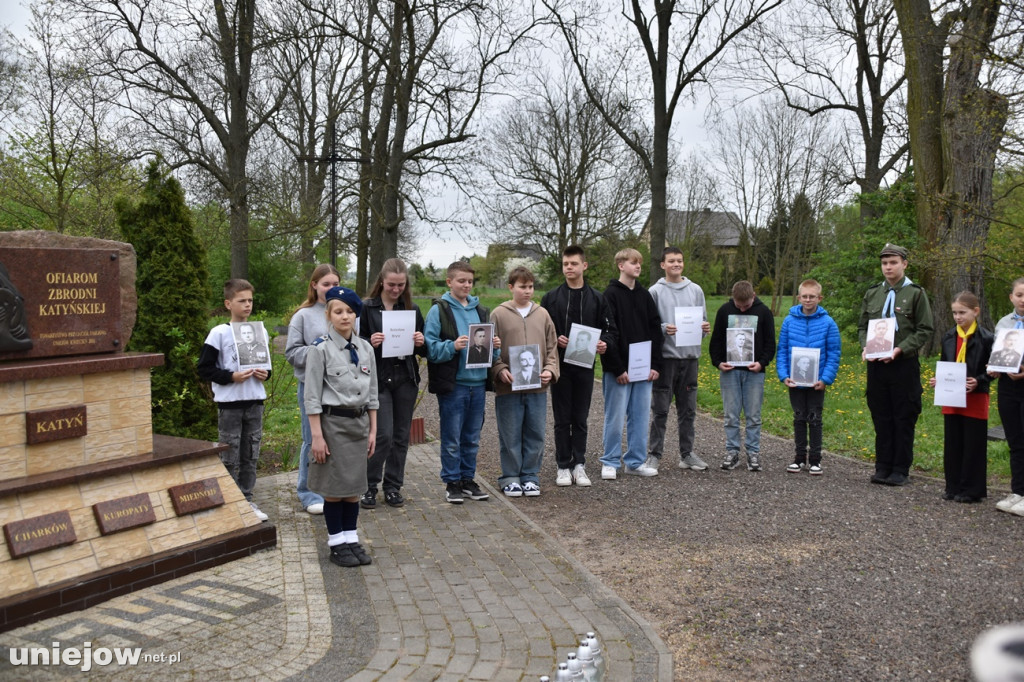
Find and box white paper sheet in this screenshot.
[674,306,703,347]
[933,361,967,408]
[627,341,652,383]
[381,310,416,358]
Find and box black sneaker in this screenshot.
[884,472,909,486]
[461,478,489,501]
[445,482,464,504]
[347,543,373,565]
[384,490,405,507]
[360,490,377,509]
[329,544,359,568]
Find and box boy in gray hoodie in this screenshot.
[646,247,711,471]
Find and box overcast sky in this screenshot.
[3,0,713,269]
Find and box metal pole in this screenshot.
[330,122,338,268]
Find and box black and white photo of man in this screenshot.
[233,321,270,368]
[864,318,895,356]
[565,328,597,367]
[511,344,542,390]
[989,329,1023,371]
[790,351,819,387]
[726,328,755,365]
[465,323,494,368]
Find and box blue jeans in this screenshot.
[601,376,652,470]
[437,383,486,483]
[495,392,547,487]
[296,381,324,509]
[719,369,765,456]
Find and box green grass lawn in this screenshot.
[255,290,1013,484]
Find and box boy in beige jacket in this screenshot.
[490,266,559,497]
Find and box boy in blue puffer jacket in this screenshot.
[777,279,841,475]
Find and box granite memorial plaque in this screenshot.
[168,478,224,516]
[25,405,87,445]
[0,247,123,361]
[4,510,77,559]
[93,493,157,535]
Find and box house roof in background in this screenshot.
[664,209,743,247]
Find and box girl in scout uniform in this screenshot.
[305,286,379,568]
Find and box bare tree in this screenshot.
[713,98,844,311]
[265,0,364,270]
[61,0,291,278]
[471,62,649,259]
[894,0,1022,337]
[739,0,909,219]
[0,4,137,236]
[305,0,540,291]
[547,0,782,282]
[0,30,20,122]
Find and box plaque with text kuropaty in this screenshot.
[0,247,122,361]
[25,405,87,444]
[93,493,157,535]
[4,510,77,559]
[168,478,225,516]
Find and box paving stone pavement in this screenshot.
[0,443,671,681]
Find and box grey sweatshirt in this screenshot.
[649,277,707,360]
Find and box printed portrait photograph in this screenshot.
[564,324,599,368]
[988,328,1024,373]
[231,320,271,370]
[790,348,820,387]
[465,323,494,369]
[510,343,542,390]
[725,328,755,365]
[864,317,895,358]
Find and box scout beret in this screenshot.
[325,286,363,316]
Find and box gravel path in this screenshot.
[416,380,1024,681]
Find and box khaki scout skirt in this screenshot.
[307,412,369,499]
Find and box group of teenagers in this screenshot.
[199,242,1024,570]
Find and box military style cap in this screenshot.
[879,243,909,259]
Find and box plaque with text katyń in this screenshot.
[93,493,157,535]
[26,405,87,445]
[4,510,77,559]
[0,247,122,361]
[168,478,225,516]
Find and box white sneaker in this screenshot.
[996,493,1024,512]
[305,503,324,515]
[644,456,660,471]
[249,502,269,522]
[623,464,658,477]
[572,464,592,487]
[1010,498,1024,517]
[601,465,617,480]
[556,468,573,487]
[679,453,709,471]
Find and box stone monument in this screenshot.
[0,231,276,633]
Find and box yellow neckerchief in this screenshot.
[956,321,977,363]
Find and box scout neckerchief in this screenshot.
[882,276,911,332]
[1013,313,1024,329]
[344,340,359,364]
[956,320,977,363]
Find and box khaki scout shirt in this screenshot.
[858,276,934,357]
[304,328,379,415]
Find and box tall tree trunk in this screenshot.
[894,0,1006,345]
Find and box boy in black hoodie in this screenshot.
[709,281,776,471]
[598,248,663,480]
